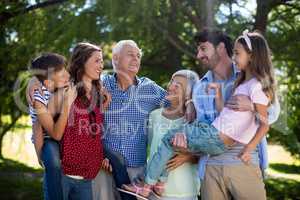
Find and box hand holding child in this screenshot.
[238,144,255,164]
[101,158,112,172]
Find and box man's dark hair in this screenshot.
[29,52,66,81]
[194,29,233,57]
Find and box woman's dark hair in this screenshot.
[30,52,66,81]
[68,42,102,110]
[194,29,233,57]
[234,31,276,103]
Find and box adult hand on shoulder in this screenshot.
[101,87,111,110]
[226,95,254,112]
[63,84,77,107]
[26,77,43,106]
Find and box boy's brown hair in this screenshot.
[30,52,67,82]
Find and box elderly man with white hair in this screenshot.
[104,40,167,176]
[92,40,195,200]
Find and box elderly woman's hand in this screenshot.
[166,152,199,171]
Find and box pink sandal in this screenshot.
[120,183,152,200]
[152,182,164,198]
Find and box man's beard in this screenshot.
[206,53,220,70]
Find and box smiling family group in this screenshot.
[27,29,280,200]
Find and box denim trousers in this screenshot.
[145,121,226,184]
[61,175,93,200]
[42,138,63,200]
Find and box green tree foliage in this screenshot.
[0,0,299,158]
[266,2,300,158]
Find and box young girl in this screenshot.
[123,30,276,198]
[28,53,72,200]
[55,42,110,200]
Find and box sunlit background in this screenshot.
[1,0,300,199]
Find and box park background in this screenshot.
[0,0,300,199]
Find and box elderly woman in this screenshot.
[122,69,200,200]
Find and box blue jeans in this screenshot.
[62,175,93,200]
[145,121,226,184]
[43,173,49,200]
[42,138,63,200]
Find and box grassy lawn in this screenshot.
[0,157,299,200]
[1,117,300,199]
[266,177,300,200]
[0,158,43,200]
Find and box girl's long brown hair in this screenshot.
[68,42,102,111]
[234,31,276,103]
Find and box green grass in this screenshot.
[0,175,43,200]
[1,157,300,200]
[0,158,43,200]
[269,163,300,174]
[1,117,300,199]
[266,178,300,200]
[0,158,42,173]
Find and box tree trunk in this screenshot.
[205,0,215,28]
[254,1,272,34]
[166,1,182,69]
[254,0,291,34]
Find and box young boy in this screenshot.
[28,52,72,200]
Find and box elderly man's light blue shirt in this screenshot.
[193,64,270,180]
